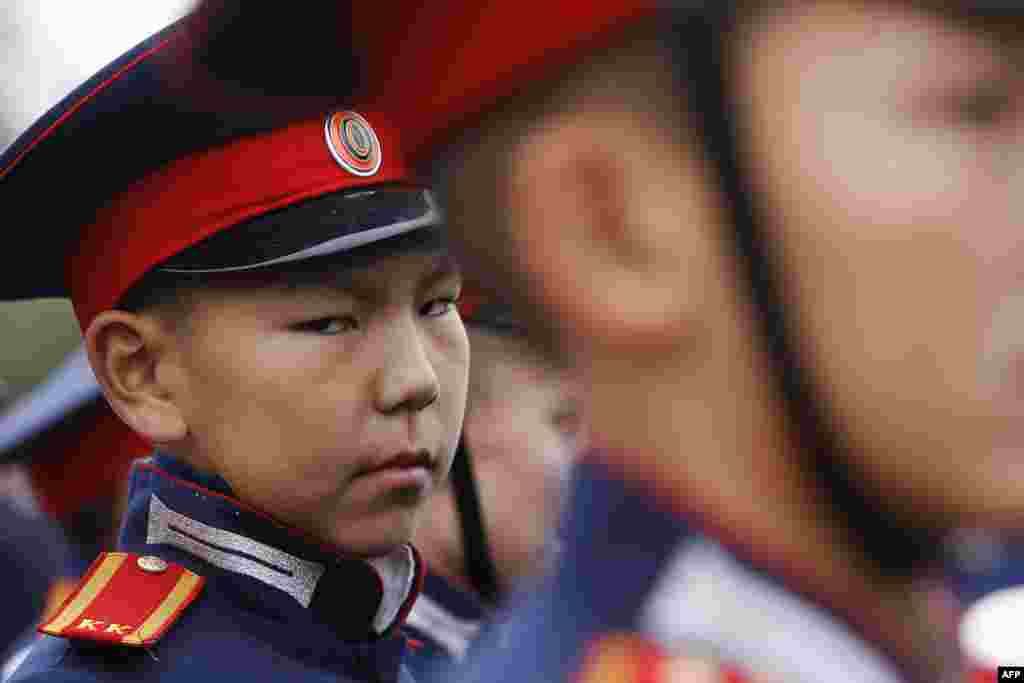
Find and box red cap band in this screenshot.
[67,110,417,330]
[27,400,148,520]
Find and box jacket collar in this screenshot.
[119,453,423,642]
[569,457,914,683]
[404,571,485,659]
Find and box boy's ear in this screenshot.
[504,107,723,355]
[84,310,188,444]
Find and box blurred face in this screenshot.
[463,331,579,581]
[171,247,469,556]
[734,2,1024,523]
[444,1,1024,529]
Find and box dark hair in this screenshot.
[115,269,208,318]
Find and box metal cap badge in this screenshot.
[324,111,382,177]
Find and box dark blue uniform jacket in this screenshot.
[11,454,422,683]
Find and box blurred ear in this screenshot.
[505,106,724,355]
[84,311,188,444]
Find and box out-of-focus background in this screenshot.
[0,0,191,407]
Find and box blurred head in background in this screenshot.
[0,346,147,576]
[414,311,580,595]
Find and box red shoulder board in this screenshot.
[39,552,204,647]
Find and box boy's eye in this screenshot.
[292,316,358,335]
[422,297,459,318]
[944,83,1017,129]
[957,92,1012,127]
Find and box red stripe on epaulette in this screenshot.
[576,633,667,683]
[633,640,665,683]
[969,668,997,683]
[577,633,758,683]
[720,666,751,683]
[39,552,204,647]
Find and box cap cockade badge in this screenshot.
[325,111,382,177]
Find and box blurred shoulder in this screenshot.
[6,636,89,683]
[11,672,103,683]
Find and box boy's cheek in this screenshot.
[239,477,349,539]
[312,494,427,555]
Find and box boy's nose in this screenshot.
[374,321,441,415]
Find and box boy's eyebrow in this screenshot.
[417,253,462,291]
[322,270,379,302]
[290,251,461,300]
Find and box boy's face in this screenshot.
[169,248,469,556]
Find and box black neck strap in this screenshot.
[668,6,941,578]
[450,436,503,605]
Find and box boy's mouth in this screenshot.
[350,449,437,498]
[354,449,435,478]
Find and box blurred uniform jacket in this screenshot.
[0,500,65,662]
[436,457,923,683]
[0,347,137,681]
[10,454,423,683]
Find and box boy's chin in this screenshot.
[325,508,421,559]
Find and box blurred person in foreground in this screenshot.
[404,304,579,676]
[0,371,67,671]
[0,498,64,673]
[285,2,1023,681]
[0,436,64,672]
[0,348,147,680]
[0,347,148,577]
[0,10,471,683]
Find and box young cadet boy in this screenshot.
[403,305,578,676]
[242,2,1024,682]
[0,16,469,683]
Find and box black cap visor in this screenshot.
[158,186,441,274]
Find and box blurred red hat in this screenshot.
[0,347,147,519]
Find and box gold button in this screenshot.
[137,555,168,574]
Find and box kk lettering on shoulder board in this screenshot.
[39,552,204,647]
